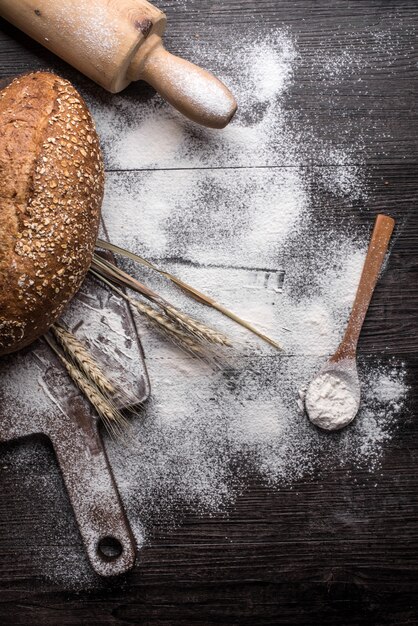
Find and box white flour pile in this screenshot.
[0,26,410,587]
[304,372,360,431]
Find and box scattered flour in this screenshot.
[88,29,299,170]
[101,167,309,265]
[0,23,411,587]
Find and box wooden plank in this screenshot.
[101,164,418,354]
[0,355,416,626]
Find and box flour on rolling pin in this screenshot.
[0,0,237,128]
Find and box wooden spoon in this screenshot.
[304,214,395,431]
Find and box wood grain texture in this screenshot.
[0,1,417,624]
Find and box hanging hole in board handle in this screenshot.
[97,536,124,562]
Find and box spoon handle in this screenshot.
[332,214,395,362]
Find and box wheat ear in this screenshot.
[131,300,206,353]
[163,305,232,346]
[51,324,116,397]
[44,335,129,439]
[53,324,144,412]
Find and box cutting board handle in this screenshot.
[50,417,136,577]
[129,40,237,128]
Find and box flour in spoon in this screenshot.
[305,372,360,431]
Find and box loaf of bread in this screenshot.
[0,72,104,356]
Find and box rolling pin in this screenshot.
[0,0,237,128]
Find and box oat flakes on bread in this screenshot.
[0,72,104,356]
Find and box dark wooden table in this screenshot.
[0,1,417,624]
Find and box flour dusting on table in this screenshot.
[0,24,410,588]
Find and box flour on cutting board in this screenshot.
[0,24,410,588]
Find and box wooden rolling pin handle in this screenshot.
[332,214,395,362]
[129,41,237,129]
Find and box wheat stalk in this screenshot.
[91,255,233,347]
[51,324,116,397]
[44,334,129,439]
[96,239,282,350]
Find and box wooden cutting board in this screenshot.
[0,215,150,576]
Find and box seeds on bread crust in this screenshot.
[0,72,104,356]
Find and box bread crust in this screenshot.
[0,72,104,356]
